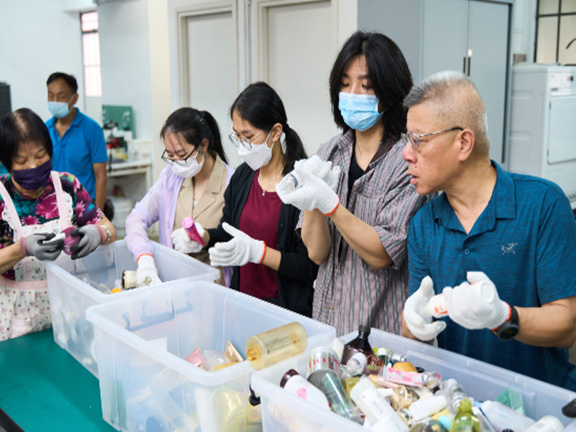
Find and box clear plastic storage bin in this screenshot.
[251,328,576,432]
[45,240,219,377]
[85,280,336,432]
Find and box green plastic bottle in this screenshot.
[449,398,481,432]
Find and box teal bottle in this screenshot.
[449,398,481,432]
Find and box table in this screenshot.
[0,329,115,431]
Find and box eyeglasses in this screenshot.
[228,130,270,151]
[160,146,198,166]
[401,127,463,150]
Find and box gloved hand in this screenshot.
[19,232,64,261]
[443,271,509,330]
[172,223,205,254]
[136,254,162,286]
[301,155,341,192]
[69,225,105,259]
[209,222,266,267]
[403,276,447,341]
[276,160,340,215]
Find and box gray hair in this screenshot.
[404,71,489,155]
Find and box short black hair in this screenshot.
[328,31,413,142]
[47,72,78,94]
[0,108,53,172]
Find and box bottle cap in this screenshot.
[280,369,299,388]
[358,325,371,336]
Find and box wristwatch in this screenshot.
[494,305,519,341]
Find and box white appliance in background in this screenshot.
[509,63,576,209]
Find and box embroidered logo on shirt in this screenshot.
[501,242,518,255]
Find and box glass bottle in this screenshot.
[449,398,480,432]
[341,325,373,364]
[440,378,467,413]
[245,322,307,370]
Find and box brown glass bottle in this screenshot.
[341,326,383,373]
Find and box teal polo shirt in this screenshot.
[408,162,576,390]
[46,108,107,200]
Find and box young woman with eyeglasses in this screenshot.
[177,81,318,316]
[124,107,234,286]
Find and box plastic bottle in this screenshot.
[426,281,494,318]
[410,395,448,422]
[245,322,307,370]
[523,417,563,432]
[182,217,205,246]
[278,156,325,191]
[450,398,480,432]
[349,376,409,432]
[280,369,331,410]
[480,400,535,432]
[440,379,468,413]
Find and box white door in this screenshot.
[185,10,240,167]
[256,0,339,157]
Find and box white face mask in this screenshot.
[237,130,274,171]
[171,151,204,178]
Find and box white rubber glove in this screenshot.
[208,222,266,267]
[403,276,447,341]
[443,271,509,330]
[171,223,205,254]
[136,254,162,287]
[276,160,340,215]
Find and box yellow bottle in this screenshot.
[245,322,307,370]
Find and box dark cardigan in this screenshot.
[207,163,318,316]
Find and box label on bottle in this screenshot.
[307,348,341,376]
[383,367,441,387]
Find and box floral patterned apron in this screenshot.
[0,172,73,340]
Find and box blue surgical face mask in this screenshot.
[338,92,383,132]
[48,96,74,119]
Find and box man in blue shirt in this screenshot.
[46,72,108,210]
[401,71,576,390]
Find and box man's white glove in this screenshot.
[443,271,509,330]
[136,254,162,287]
[403,276,447,341]
[276,160,340,215]
[208,222,266,267]
[171,223,205,254]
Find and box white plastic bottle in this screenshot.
[480,400,535,431]
[523,416,564,432]
[349,376,409,432]
[409,394,448,421]
[426,281,495,318]
[280,369,330,410]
